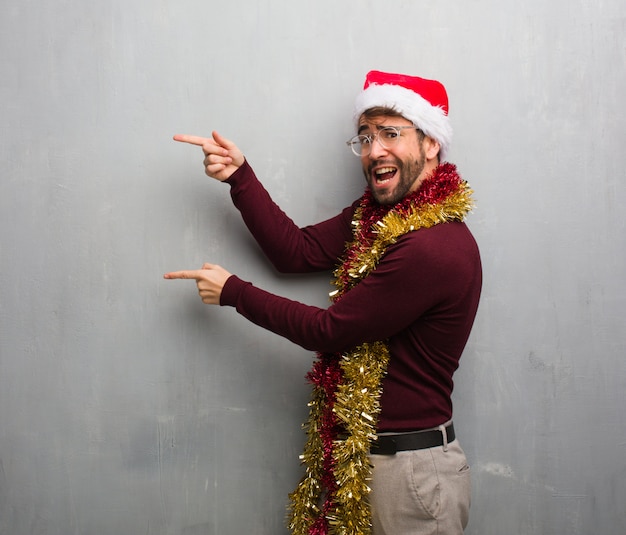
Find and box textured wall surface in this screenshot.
[1,1,625,534]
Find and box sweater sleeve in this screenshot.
[225,160,354,273]
[220,222,481,354]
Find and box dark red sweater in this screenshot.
[220,160,482,432]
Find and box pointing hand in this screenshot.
[164,263,232,305]
[173,131,244,181]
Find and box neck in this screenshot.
[406,159,440,198]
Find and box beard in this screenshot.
[364,147,427,205]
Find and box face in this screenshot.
[358,115,433,205]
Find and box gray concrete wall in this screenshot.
[1,1,625,534]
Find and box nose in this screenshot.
[367,135,389,159]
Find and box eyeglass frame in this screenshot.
[345,125,421,157]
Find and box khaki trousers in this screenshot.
[369,439,471,535]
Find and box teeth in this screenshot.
[375,167,395,175]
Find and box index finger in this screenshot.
[173,134,213,147]
[163,270,203,280]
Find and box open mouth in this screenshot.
[373,166,398,185]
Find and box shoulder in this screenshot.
[386,221,481,275]
[398,221,478,251]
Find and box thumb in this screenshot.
[212,131,244,168]
[212,131,236,150]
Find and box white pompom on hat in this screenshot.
[353,70,453,160]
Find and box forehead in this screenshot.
[357,113,414,131]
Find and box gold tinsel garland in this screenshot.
[288,167,474,535]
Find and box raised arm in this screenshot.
[226,161,354,272]
[173,132,353,273]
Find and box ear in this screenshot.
[423,136,441,160]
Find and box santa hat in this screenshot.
[353,70,453,160]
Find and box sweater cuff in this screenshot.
[224,158,251,188]
[220,275,249,307]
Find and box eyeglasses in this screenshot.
[346,126,419,156]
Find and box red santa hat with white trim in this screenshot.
[353,70,453,160]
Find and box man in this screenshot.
[165,70,482,535]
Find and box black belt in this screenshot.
[370,423,455,455]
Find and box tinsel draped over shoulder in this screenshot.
[288,163,474,535]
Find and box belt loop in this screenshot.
[438,424,449,452]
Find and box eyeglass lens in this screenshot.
[349,127,404,156]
